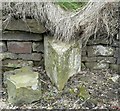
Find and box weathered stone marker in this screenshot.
[6,66,41,105]
[44,36,82,90]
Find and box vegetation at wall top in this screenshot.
[57,2,87,11]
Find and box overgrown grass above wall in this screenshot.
[57,1,87,11]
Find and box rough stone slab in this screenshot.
[109,64,120,72]
[32,42,44,53]
[112,40,120,47]
[97,57,116,64]
[0,42,7,52]
[0,53,18,61]
[117,57,120,65]
[7,42,32,54]
[81,62,86,69]
[18,53,42,61]
[87,38,110,45]
[33,60,44,67]
[82,57,116,63]
[82,47,87,56]
[44,37,82,90]
[114,47,120,65]
[6,66,41,105]
[114,48,120,59]
[82,50,86,56]
[87,45,114,56]
[0,66,2,93]
[2,31,43,41]
[3,18,46,33]
[82,57,96,62]
[85,62,109,70]
[3,60,33,68]
[0,18,2,31]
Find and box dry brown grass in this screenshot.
[2,1,119,44]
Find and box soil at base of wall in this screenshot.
[0,67,120,110]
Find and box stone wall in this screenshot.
[81,35,120,72]
[1,30,120,73]
[1,19,120,73]
[1,31,44,72]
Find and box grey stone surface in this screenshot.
[18,53,42,61]
[114,48,120,63]
[87,45,114,56]
[114,48,118,58]
[0,53,18,60]
[81,62,86,69]
[32,42,44,53]
[82,57,116,64]
[7,42,32,54]
[96,57,116,64]
[33,58,44,66]
[82,57,96,62]
[0,42,7,52]
[85,62,109,70]
[44,37,82,90]
[112,40,120,47]
[0,66,2,94]
[82,51,86,56]
[3,18,46,33]
[0,19,2,30]
[87,38,111,45]
[3,60,33,68]
[6,66,41,105]
[2,31,43,41]
[109,64,120,72]
[117,57,120,65]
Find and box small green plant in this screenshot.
[57,1,87,11]
[78,85,90,101]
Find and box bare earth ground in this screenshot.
[0,67,120,110]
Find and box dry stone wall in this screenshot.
[81,35,120,73]
[1,19,120,73]
[1,31,120,73]
[1,31,44,72]
[0,23,120,97]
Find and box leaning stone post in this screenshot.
[44,36,82,90]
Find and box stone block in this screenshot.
[87,45,114,57]
[82,49,87,56]
[87,38,110,45]
[32,42,44,53]
[110,64,120,72]
[117,57,120,65]
[2,31,43,41]
[81,62,86,69]
[0,67,2,93]
[7,42,32,54]
[82,57,116,64]
[85,62,109,70]
[82,57,96,62]
[0,53,18,61]
[96,57,116,63]
[3,60,33,68]
[33,59,44,67]
[114,48,118,58]
[0,42,7,52]
[6,66,41,105]
[18,53,42,61]
[44,37,82,90]
[112,40,120,47]
[114,48,120,64]
[3,18,46,33]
